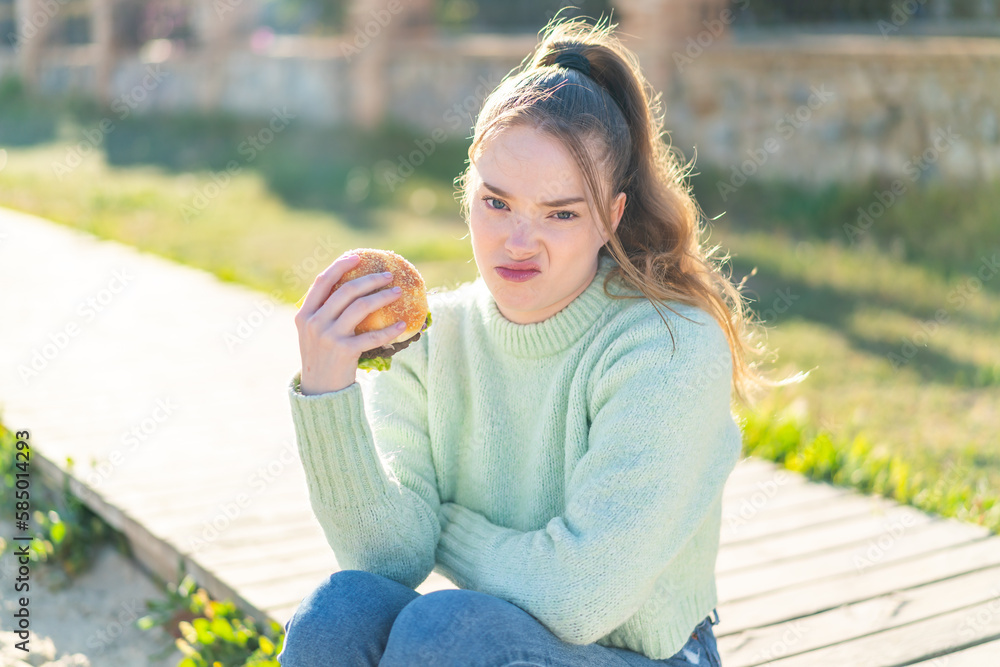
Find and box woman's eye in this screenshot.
[483,196,507,211]
[554,211,576,221]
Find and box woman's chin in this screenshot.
[490,293,533,320]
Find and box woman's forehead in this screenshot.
[471,126,589,200]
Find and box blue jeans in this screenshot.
[278,570,723,666]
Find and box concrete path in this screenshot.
[1,206,998,665]
[0,205,392,626]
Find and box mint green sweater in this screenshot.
[287,254,744,660]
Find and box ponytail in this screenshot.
[456,15,805,407]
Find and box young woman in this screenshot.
[281,15,787,667]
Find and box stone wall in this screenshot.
[664,35,1000,185]
[2,32,998,184]
[378,33,1000,184]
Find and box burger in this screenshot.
[296,248,431,371]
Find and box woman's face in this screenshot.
[467,124,626,325]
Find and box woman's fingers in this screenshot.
[295,253,361,322]
[355,316,409,353]
[294,255,411,395]
[336,284,404,336]
[311,270,395,329]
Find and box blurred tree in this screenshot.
[136,0,195,44]
[733,0,998,23]
[743,0,901,22]
[0,0,13,48]
[93,0,113,104]
[259,0,348,34]
[13,0,58,89]
[435,0,614,33]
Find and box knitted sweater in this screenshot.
[287,253,744,660]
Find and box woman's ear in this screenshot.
[610,191,626,236]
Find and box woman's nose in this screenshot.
[505,217,537,253]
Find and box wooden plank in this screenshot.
[718,517,989,604]
[718,536,1000,636]
[726,457,786,486]
[905,638,1000,666]
[165,516,326,554]
[722,492,899,547]
[226,553,341,594]
[417,571,460,594]
[723,465,800,499]
[723,480,854,521]
[158,515,322,548]
[117,502,316,542]
[104,478,283,508]
[191,535,333,569]
[718,503,934,574]
[759,594,1000,667]
[719,563,1000,666]
[209,550,339,589]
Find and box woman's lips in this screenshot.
[495,267,540,282]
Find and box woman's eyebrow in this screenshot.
[482,182,585,208]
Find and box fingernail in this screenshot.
[396,321,406,329]
[391,286,401,293]
[382,271,393,278]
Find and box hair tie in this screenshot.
[553,50,591,78]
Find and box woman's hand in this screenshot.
[294,253,406,396]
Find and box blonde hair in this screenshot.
[455,15,805,407]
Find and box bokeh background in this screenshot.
[0,0,998,664]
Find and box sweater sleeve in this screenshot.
[434,311,742,644]
[287,338,440,590]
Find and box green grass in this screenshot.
[0,141,478,298]
[1,84,997,534]
[738,402,999,533]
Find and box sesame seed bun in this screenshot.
[333,248,429,347]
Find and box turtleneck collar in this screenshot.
[474,254,634,358]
